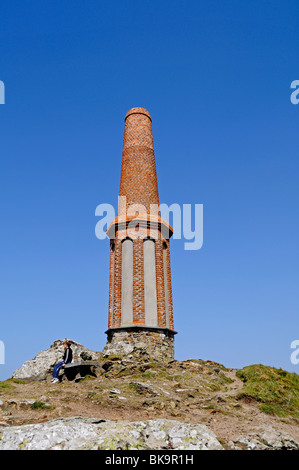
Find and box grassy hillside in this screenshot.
[236,364,299,418]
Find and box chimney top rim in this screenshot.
[125,107,152,122]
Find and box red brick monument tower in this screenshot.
[103,107,177,362]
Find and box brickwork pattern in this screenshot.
[119,108,160,215]
[108,240,114,329]
[110,239,122,329]
[155,239,166,328]
[107,108,175,338]
[164,240,174,330]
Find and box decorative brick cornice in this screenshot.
[106,214,173,240]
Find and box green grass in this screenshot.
[139,372,156,379]
[8,378,28,385]
[0,381,15,390]
[105,355,123,361]
[236,364,299,418]
[31,401,53,410]
[80,374,97,381]
[114,368,136,378]
[259,403,288,417]
[218,373,234,384]
[129,382,138,390]
[0,378,28,390]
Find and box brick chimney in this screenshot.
[103,107,177,362]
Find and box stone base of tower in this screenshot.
[102,327,177,364]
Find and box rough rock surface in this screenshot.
[12,340,100,382]
[102,330,174,363]
[231,426,299,450]
[0,417,223,450]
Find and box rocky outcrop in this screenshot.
[12,340,100,382]
[1,416,297,451]
[0,417,224,450]
[231,427,299,450]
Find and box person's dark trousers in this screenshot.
[52,361,64,379]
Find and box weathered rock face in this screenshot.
[231,427,299,451]
[0,417,224,450]
[12,340,100,382]
[11,331,174,382]
[102,330,174,363]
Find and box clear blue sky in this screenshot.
[0,1,298,380]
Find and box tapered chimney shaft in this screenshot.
[119,108,160,215]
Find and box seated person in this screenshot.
[51,340,73,383]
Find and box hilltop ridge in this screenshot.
[0,343,298,450]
